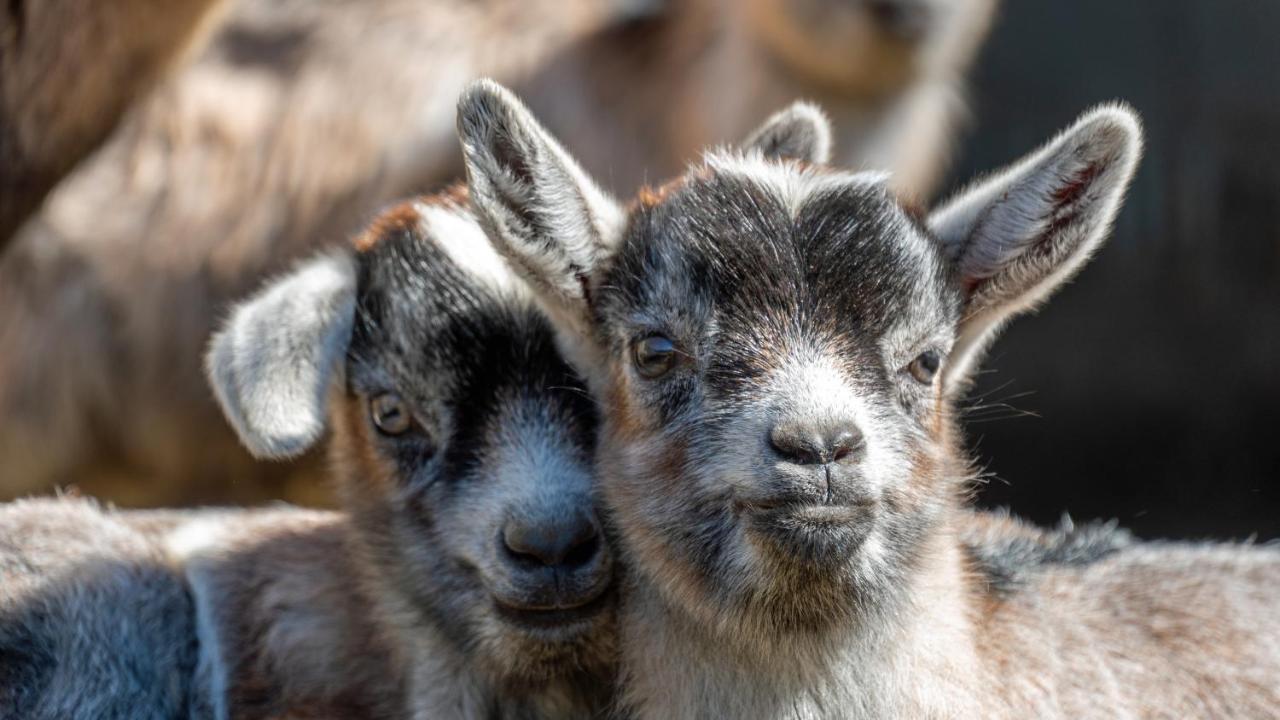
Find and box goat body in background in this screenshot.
[0,0,233,242]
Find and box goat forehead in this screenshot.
[349,228,594,438]
[614,164,954,342]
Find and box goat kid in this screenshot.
[0,191,616,719]
[458,80,1280,718]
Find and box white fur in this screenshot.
[417,201,522,298]
[705,149,893,219]
[187,561,230,720]
[165,515,237,719]
[164,516,231,562]
[770,353,899,496]
[204,252,356,459]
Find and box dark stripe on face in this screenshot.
[348,215,596,488]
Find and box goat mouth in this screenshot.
[491,586,613,631]
[740,499,877,556]
[737,497,875,521]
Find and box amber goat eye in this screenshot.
[370,392,412,436]
[633,335,678,379]
[907,350,942,385]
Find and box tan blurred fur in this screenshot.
[0,498,567,718]
[522,0,997,200]
[0,0,232,243]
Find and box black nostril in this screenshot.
[502,514,601,569]
[829,428,864,463]
[561,530,600,570]
[770,420,864,465]
[769,422,825,465]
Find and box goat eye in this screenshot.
[907,350,942,385]
[370,392,412,435]
[633,335,678,379]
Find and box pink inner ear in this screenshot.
[1052,159,1103,205]
[961,274,984,295]
[963,157,1106,300]
[1040,158,1105,247]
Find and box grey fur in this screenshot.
[463,82,1280,718]
[961,513,1134,596]
[0,497,200,720]
[205,252,356,460]
[458,79,624,376]
[740,102,833,165]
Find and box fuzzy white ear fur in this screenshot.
[741,101,834,165]
[205,252,357,460]
[456,79,623,344]
[930,104,1143,392]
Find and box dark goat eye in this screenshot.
[907,350,942,385]
[370,392,412,435]
[633,335,678,379]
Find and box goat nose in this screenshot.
[769,419,864,465]
[502,511,602,570]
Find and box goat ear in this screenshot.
[457,79,623,340]
[205,252,356,460]
[741,102,833,164]
[930,104,1143,393]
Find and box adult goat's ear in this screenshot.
[457,79,623,343]
[741,101,834,164]
[205,252,356,459]
[929,104,1143,394]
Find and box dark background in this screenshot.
[949,0,1280,541]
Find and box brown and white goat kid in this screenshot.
[458,80,1280,718]
[0,193,617,719]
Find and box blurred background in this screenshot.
[952,0,1280,540]
[1,0,1276,539]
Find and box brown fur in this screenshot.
[959,513,1280,718]
[177,508,409,719]
[0,0,232,243]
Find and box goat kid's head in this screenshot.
[205,192,615,682]
[459,80,1141,637]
